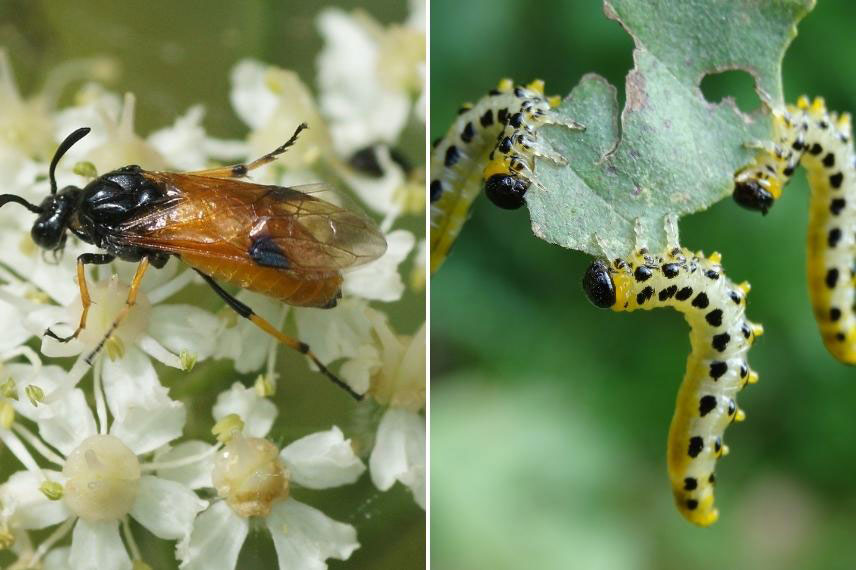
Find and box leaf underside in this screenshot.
[527,0,815,259]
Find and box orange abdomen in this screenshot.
[181,253,342,308]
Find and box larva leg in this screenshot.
[733,96,856,364]
[429,78,582,273]
[195,270,362,401]
[582,247,762,526]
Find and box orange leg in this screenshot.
[45,253,115,343]
[195,269,362,401]
[188,123,308,180]
[85,257,149,365]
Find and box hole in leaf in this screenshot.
[700,70,760,112]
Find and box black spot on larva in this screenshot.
[741,323,752,339]
[783,165,795,177]
[684,477,698,491]
[444,145,461,167]
[712,333,730,352]
[831,198,846,215]
[461,122,475,143]
[714,438,722,453]
[820,120,829,129]
[823,152,836,167]
[705,269,720,280]
[497,108,509,124]
[636,286,654,305]
[488,88,501,96]
[829,227,842,247]
[809,143,823,155]
[662,263,680,278]
[686,499,699,511]
[691,292,710,309]
[688,437,704,458]
[705,309,723,327]
[710,361,727,380]
[740,363,749,378]
[430,180,443,202]
[675,287,693,301]
[826,268,840,289]
[709,473,716,484]
[727,399,736,416]
[509,112,523,128]
[480,110,494,127]
[699,395,717,416]
[729,291,743,305]
[830,172,844,189]
[431,137,441,149]
[658,285,677,301]
[792,138,805,151]
[831,307,842,322]
[498,137,512,154]
[513,86,525,98]
[634,266,652,282]
[836,332,847,342]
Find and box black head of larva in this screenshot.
[582,260,616,309]
[484,173,529,210]
[733,178,774,215]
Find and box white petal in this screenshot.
[229,59,279,129]
[316,9,410,154]
[343,229,415,302]
[129,475,207,540]
[267,498,359,569]
[37,388,97,456]
[212,382,277,438]
[0,288,33,351]
[1,469,71,529]
[103,346,186,455]
[148,304,220,361]
[148,105,209,171]
[8,363,71,421]
[178,500,248,570]
[280,426,365,489]
[213,291,281,373]
[69,519,131,570]
[154,440,215,489]
[369,408,425,508]
[43,546,72,570]
[293,298,372,365]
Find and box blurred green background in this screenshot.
[0,1,424,569]
[431,1,856,569]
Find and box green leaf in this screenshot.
[527,0,815,258]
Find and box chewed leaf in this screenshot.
[526,0,815,258]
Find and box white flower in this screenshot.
[316,6,424,155]
[230,59,333,176]
[343,228,415,302]
[19,258,219,387]
[0,49,116,162]
[0,365,205,569]
[177,384,364,570]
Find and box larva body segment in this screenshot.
[429,78,579,274]
[583,247,762,526]
[733,97,856,364]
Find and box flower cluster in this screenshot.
[0,3,424,568]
